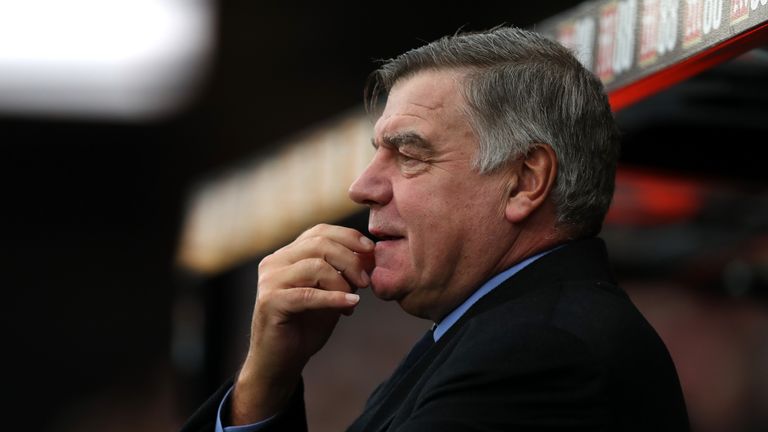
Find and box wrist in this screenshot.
[230,365,301,425]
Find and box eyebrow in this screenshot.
[371,131,436,156]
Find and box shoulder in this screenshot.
[449,277,667,369]
[410,288,613,430]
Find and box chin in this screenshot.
[369,268,407,301]
[370,285,397,301]
[395,296,432,320]
[369,281,401,301]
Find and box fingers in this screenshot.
[356,250,376,274]
[258,262,360,315]
[268,258,353,293]
[278,288,360,314]
[296,224,374,254]
[279,238,370,287]
[256,224,375,318]
[267,224,374,288]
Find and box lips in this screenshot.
[376,234,404,241]
[369,227,405,242]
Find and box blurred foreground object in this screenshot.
[0,0,214,120]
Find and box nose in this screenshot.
[348,151,392,207]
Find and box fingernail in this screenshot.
[345,293,360,304]
[360,236,374,249]
[361,270,370,286]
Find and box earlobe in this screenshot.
[503,144,557,224]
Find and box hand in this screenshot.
[231,224,375,424]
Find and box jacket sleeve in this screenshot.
[179,378,308,432]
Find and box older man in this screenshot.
[181,27,689,431]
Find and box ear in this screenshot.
[504,144,558,224]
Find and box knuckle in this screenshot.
[255,288,276,306]
[307,257,328,273]
[257,269,274,286]
[306,235,328,250]
[258,254,274,271]
[300,223,328,239]
[297,288,316,304]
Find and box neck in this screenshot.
[492,208,568,278]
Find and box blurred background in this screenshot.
[4,1,766,431]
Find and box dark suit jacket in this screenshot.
[181,238,690,431]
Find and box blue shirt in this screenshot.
[217,247,555,431]
[432,248,553,341]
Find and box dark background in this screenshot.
[4,2,766,431]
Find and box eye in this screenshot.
[397,151,422,166]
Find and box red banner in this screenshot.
[536,0,768,110]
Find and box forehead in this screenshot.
[374,69,470,139]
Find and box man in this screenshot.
[181,27,689,431]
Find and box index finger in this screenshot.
[296,224,374,254]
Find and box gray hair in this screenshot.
[366,27,620,239]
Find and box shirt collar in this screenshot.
[432,246,561,341]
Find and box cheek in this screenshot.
[393,176,494,259]
[405,197,464,265]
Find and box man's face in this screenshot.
[348,69,516,321]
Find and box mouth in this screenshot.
[369,228,405,242]
[375,234,405,242]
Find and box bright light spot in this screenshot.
[0,0,214,119]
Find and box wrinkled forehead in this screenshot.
[374,69,470,137]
